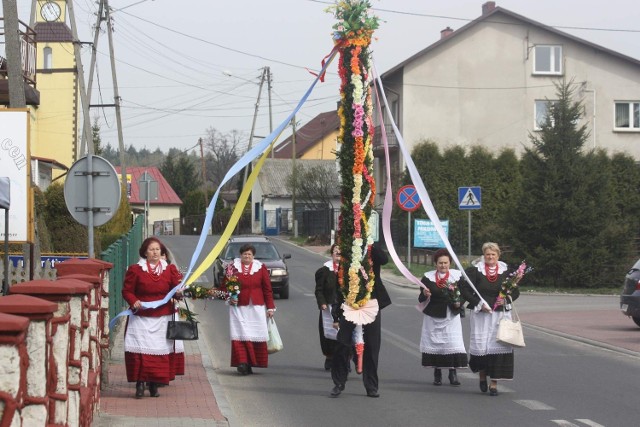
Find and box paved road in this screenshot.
[96,235,639,426]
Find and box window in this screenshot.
[533,45,562,75]
[614,102,640,130]
[534,100,558,130]
[43,47,52,69]
[254,202,260,220]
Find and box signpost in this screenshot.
[458,186,482,261]
[64,155,121,257]
[397,185,421,268]
[138,171,158,238]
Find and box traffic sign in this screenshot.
[397,185,421,212]
[458,186,481,210]
[64,155,121,226]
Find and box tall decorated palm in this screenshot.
[329,0,379,372]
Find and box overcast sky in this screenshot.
[4,0,640,156]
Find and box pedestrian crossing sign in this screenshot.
[458,186,481,210]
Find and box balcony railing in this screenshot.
[373,125,399,153]
[0,18,37,86]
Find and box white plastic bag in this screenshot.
[322,308,338,340]
[267,317,283,354]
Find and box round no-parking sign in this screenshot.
[396,185,421,212]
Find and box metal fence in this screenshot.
[100,215,144,321]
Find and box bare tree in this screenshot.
[204,127,246,190]
[286,163,339,210]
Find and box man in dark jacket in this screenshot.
[330,241,391,398]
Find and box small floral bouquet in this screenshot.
[224,263,241,302]
[444,281,461,305]
[493,261,533,310]
[184,284,214,300]
[178,306,198,323]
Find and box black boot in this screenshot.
[135,381,144,399]
[149,382,160,397]
[433,368,442,386]
[448,369,460,386]
[237,363,249,375]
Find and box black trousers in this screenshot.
[331,311,382,393]
[318,311,337,358]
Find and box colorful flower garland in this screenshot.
[329,0,379,309]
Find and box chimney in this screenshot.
[482,1,496,15]
[440,27,454,39]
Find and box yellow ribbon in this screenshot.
[185,139,276,285]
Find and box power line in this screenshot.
[309,0,640,33]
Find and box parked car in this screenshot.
[213,236,292,299]
[620,258,640,327]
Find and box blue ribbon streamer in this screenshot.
[109,50,338,329]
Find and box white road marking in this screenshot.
[574,420,604,427]
[551,421,580,427]
[514,400,555,410]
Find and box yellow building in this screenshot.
[273,111,339,160]
[31,0,78,180]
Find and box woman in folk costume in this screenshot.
[459,242,521,396]
[315,244,341,370]
[224,243,276,375]
[418,248,468,387]
[122,237,184,399]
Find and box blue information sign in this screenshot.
[414,219,449,248]
[458,186,482,210]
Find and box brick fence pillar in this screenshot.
[0,294,58,426]
[9,279,92,427]
[0,313,30,427]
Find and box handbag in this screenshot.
[166,298,199,341]
[496,297,525,348]
[266,317,283,354]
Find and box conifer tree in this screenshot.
[509,79,621,288]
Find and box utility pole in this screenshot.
[291,116,298,237]
[199,137,208,218]
[67,0,94,157]
[267,67,274,158]
[242,67,268,187]
[82,0,105,154]
[104,1,127,185]
[83,0,127,186]
[2,0,26,107]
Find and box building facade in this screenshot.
[379,2,640,165]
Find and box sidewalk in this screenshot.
[94,321,230,426]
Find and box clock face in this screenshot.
[41,2,62,22]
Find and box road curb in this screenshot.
[523,322,640,359]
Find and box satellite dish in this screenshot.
[64,156,121,227]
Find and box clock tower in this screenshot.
[31,0,78,180]
[38,1,66,23]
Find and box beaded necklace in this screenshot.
[146,261,162,282]
[484,264,499,283]
[242,262,252,275]
[435,271,450,288]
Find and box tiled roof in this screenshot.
[115,166,182,205]
[273,110,339,159]
[34,22,73,43]
[258,158,340,197]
